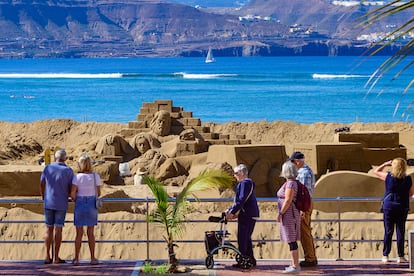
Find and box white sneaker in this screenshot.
[283,265,300,274]
[397,257,408,263]
[381,256,389,263]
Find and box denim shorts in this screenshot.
[44,208,67,227]
[74,196,98,227]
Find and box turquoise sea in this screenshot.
[0,56,412,124]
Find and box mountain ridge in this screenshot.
[0,0,410,58]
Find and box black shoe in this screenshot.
[232,263,253,270]
[300,260,318,267]
[232,263,243,268]
[251,259,257,267]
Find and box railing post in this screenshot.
[336,196,342,261]
[145,197,150,262]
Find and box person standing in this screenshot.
[374,158,413,263]
[278,161,301,274]
[226,164,259,269]
[290,151,318,267]
[40,148,75,264]
[70,154,101,265]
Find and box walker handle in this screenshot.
[208,212,227,223]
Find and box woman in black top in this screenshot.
[374,158,414,263]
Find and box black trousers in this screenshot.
[383,208,408,257]
[237,215,256,261]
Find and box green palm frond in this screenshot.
[178,169,234,200]
[174,169,233,219]
[357,0,414,119]
[144,169,233,245]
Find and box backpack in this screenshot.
[294,180,311,212]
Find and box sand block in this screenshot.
[207,144,287,196]
[206,144,285,167]
[293,142,371,178]
[0,165,43,196]
[363,147,407,165]
[335,131,400,148]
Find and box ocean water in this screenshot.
[0,56,412,124]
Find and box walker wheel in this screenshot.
[205,255,214,269]
[239,255,252,269]
[235,253,242,263]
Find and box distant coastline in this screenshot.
[0,0,409,59]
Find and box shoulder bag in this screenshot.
[94,173,103,209]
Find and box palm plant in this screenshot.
[356,0,414,119]
[143,169,234,272]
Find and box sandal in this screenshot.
[44,259,53,265]
[53,258,66,264]
[90,259,99,265]
[72,259,80,266]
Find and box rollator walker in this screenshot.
[204,212,254,269]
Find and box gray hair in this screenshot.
[280,161,298,179]
[234,164,248,176]
[55,149,67,161]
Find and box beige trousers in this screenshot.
[300,200,317,262]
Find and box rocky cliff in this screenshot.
[0,0,409,58]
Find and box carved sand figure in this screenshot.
[147,110,174,147]
[95,134,135,162]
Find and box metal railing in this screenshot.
[0,197,411,261]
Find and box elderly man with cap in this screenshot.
[290,151,318,267]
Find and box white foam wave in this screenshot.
[174,72,236,79]
[312,73,366,79]
[0,73,123,79]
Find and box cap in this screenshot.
[290,151,304,160]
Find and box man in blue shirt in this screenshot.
[40,149,75,264]
[290,151,318,267]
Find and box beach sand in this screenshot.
[0,119,413,262]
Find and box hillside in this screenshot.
[0,0,411,58]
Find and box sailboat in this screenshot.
[205,47,216,63]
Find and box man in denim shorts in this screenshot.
[40,149,76,264]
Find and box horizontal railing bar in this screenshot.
[0,196,411,261]
[0,238,391,244]
[0,197,391,204]
[3,218,413,223]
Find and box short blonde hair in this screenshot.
[78,154,93,173]
[391,158,407,179]
[281,161,298,179]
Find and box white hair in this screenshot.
[280,161,298,179]
[234,164,248,176]
[55,149,67,161]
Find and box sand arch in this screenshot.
[313,171,385,213]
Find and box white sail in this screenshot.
[205,48,216,63]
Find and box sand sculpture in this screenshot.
[0,99,409,202]
[95,100,291,194]
[93,100,410,198]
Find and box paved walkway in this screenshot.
[0,259,411,275]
